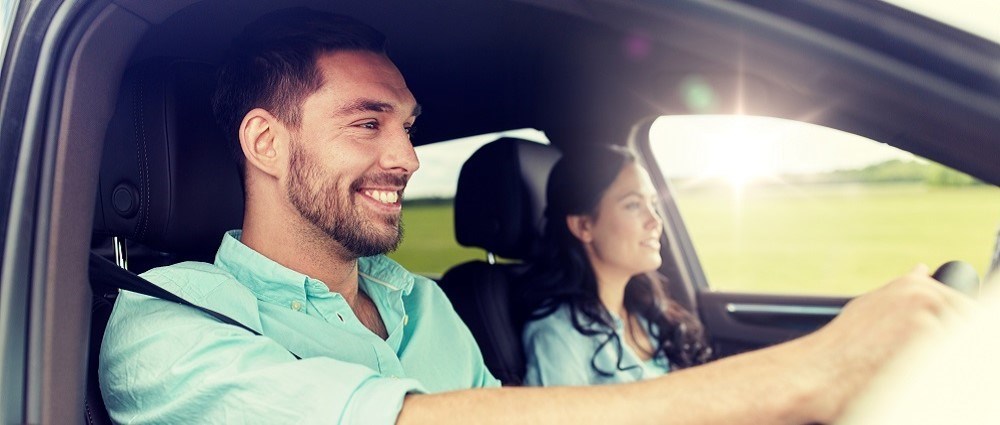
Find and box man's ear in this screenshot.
[239,108,288,179]
[565,215,593,244]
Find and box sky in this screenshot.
[880,0,1000,44]
[0,0,13,53]
[649,115,916,180]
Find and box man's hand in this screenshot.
[399,265,975,425]
[796,264,975,422]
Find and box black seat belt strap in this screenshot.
[89,253,302,359]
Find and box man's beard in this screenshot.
[286,142,405,258]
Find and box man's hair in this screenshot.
[212,8,388,175]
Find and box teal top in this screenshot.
[522,303,670,386]
[100,230,499,424]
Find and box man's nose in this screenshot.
[380,130,420,174]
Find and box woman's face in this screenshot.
[574,162,664,280]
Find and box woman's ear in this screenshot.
[239,108,288,179]
[566,215,593,244]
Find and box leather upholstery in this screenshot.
[88,59,236,424]
[440,138,560,385]
[453,138,560,260]
[96,58,243,262]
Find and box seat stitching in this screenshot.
[136,75,150,240]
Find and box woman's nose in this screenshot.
[644,205,663,229]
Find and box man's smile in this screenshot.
[362,188,400,204]
[358,187,403,212]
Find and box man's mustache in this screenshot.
[350,173,410,192]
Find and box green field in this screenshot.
[390,184,1000,295]
[390,204,486,278]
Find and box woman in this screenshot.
[521,145,712,386]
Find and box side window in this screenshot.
[390,129,549,277]
[0,1,19,64]
[649,115,1000,295]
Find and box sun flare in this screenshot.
[704,125,776,190]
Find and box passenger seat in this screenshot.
[438,138,560,385]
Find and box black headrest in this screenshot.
[454,138,560,260]
[95,58,243,260]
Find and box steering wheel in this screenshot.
[932,261,980,297]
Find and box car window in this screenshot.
[0,1,18,65]
[649,115,1000,296]
[389,128,549,277]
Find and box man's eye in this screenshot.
[405,125,416,135]
[359,121,378,130]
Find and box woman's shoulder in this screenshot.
[522,304,589,341]
[524,302,572,325]
[522,304,602,358]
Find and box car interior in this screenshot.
[1,0,998,423]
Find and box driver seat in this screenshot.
[87,58,243,424]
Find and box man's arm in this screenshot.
[403,335,821,424]
[399,265,971,424]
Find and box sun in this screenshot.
[704,126,775,191]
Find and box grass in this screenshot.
[391,205,486,278]
[390,184,1000,295]
[673,184,1000,295]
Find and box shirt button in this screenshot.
[290,300,303,311]
[402,314,409,326]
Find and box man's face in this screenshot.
[285,50,420,258]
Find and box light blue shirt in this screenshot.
[522,303,669,386]
[100,230,499,424]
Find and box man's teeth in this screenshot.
[364,190,399,204]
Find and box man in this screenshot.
[100,8,970,424]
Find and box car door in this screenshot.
[0,0,100,422]
[1,0,55,422]
[633,0,1000,357]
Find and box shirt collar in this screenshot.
[214,230,416,307]
[215,230,312,307]
[358,253,416,297]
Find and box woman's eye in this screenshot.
[624,201,641,210]
[652,204,664,217]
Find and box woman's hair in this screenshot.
[524,145,712,373]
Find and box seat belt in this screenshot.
[89,252,302,359]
